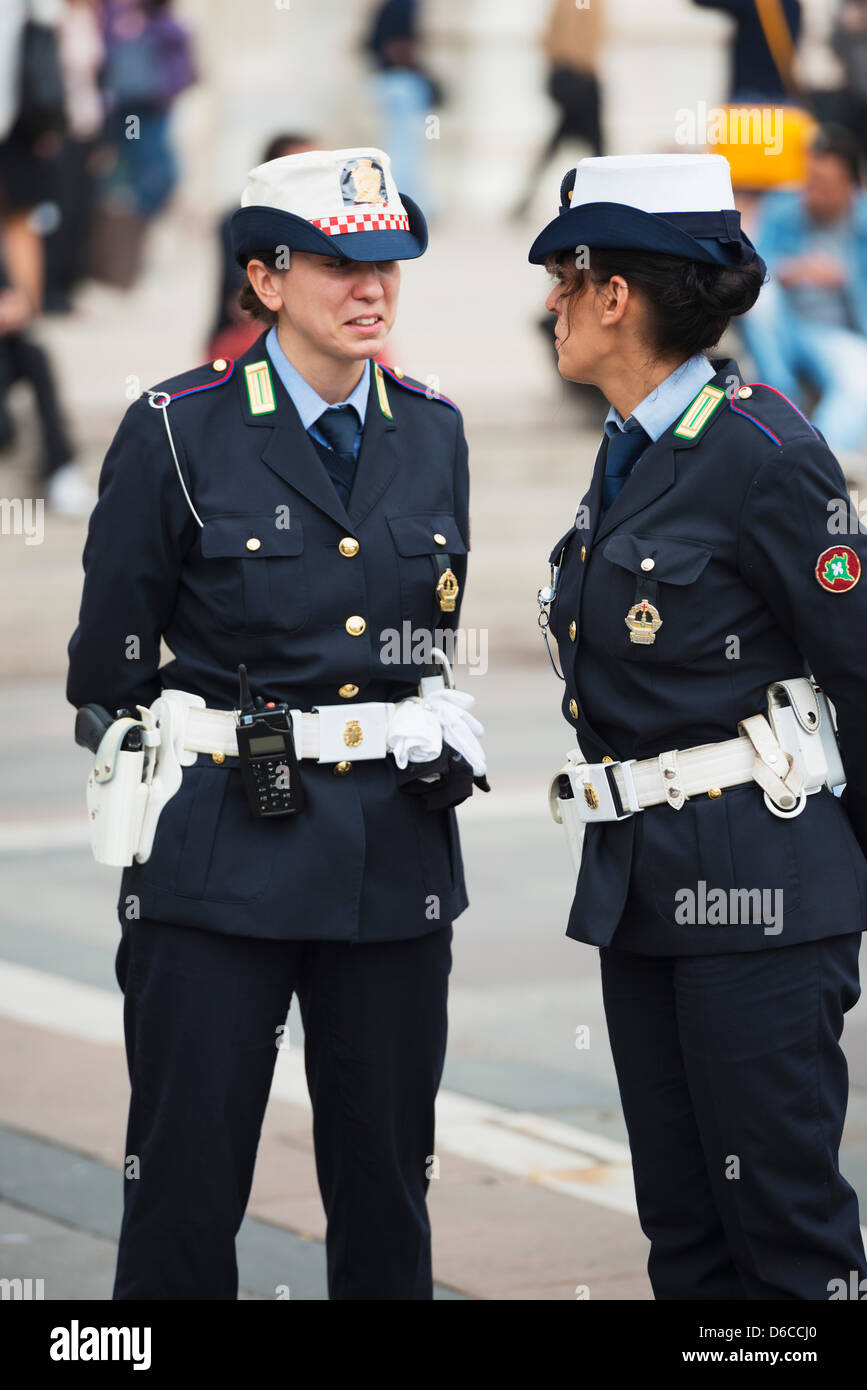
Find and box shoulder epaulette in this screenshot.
[673,383,726,440]
[374,362,459,420]
[727,381,820,448]
[149,357,236,403]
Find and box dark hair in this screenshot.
[548,248,765,360]
[810,123,861,185]
[239,248,281,325]
[262,133,313,164]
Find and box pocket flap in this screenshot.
[201,515,303,558]
[602,534,712,585]
[386,514,467,557]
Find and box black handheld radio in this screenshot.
[234,665,304,818]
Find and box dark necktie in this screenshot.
[312,405,359,506]
[601,424,651,511]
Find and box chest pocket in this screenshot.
[600,534,713,663]
[386,513,468,625]
[200,514,307,635]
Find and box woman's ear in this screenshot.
[598,275,630,327]
[245,259,284,314]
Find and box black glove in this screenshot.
[396,747,490,811]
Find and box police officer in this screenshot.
[67,147,477,1300]
[530,153,867,1299]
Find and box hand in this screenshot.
[777,253,847,288]
[0,287,35,334]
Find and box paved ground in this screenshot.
[1,209,866,1301]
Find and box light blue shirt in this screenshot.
[265,325,371,459]
[603,353,717,465]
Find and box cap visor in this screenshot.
[232,194,428,264]
[528,203,724,265]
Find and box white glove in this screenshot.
[424,688,486,777]
[387,697,443,769]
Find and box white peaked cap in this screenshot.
[240,146,409,231]
[569,154,736,213]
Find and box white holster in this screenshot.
[85,691,202,867]
[549,676,845,876]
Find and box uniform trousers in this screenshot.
[600,932,866,1299]
[112,916,453,1301]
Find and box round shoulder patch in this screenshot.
[815,545,861,593]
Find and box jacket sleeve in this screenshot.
[737,432,867,855]
[66,396,200,714]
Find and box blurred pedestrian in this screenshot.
[366,0,439,210]
[512,0,605,221]
[693,0,802,102]
[0,0,65,328]
[0,314,85,515]
[100,0,195,216]
[206,132,315,364]
[43,0,106,313]
[832,1,867,156]
[0,0,91,514]
[742,124,867,469]
[89,0,195,287]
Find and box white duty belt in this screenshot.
[549,677,845,857]
[84,669,487,868]
[186,701,393,763]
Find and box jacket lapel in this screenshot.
[235,336,353,530]
[347,366,400,527]
[591,358,737,544]
[592,437,677,544]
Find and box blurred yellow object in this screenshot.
[713,106,817,191]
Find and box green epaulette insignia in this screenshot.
[245,359,276,415]
[673,384,725,440]
[373,362,393,420]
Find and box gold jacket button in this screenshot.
[580,545,587,562]
[738,385,753,399]
[433,532,446,545]
[339,683,359,698]
[245,537,261,552]
[640,557,655,572]
[212,358,228,371]
[569,698,579,719]
[568,619,577,641]
[338,537,359,557]
[333,760,352,775]
[345,615,366,636]
[212,751,226,764]
[708,786,722,798]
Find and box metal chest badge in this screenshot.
[436,567,459,612]
[625,598,663,644]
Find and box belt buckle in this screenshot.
[568,759,639,823]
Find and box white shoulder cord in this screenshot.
[145,390,204,528]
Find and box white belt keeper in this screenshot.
[658,748,685,810]
[312,702,392,762]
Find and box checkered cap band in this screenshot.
[310,211,411,235]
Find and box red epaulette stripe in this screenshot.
[167,359,236,401]
[740,381,819,438]
[379,364,458,412]
[728,398,782,446]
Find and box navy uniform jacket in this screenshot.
[67,333,470,941]
[549,357,867,955]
